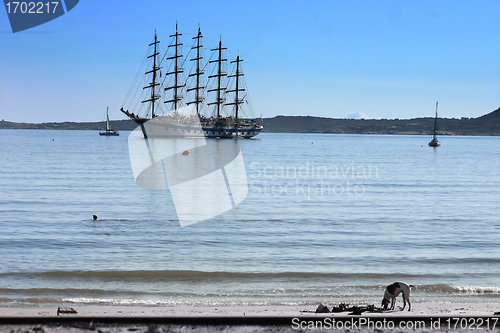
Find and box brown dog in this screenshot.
[381,282,417,311]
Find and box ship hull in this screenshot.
[203,126,263,139]
[132,117,262,139]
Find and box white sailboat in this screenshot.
[99,107,119,136]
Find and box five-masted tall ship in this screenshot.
[121,24,263,139]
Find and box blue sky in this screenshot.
[1,0,499,123]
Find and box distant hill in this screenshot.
[1,107,499,136]
[261,109,500,136]
[0,119,137,131]
[477,107,500,120]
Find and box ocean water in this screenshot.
[1,129,499,307]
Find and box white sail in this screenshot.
[99,106,119,136]
[106,111,110,131]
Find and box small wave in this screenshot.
[60,298,320,307]
[2,284,500,307]
[419,284,500,294]
[0,288,144,297]
[0,270,436,281]
[451,285,500,294]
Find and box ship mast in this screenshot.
[164,22,185,112]
[208,38,227,121]
[141,30,161,118]
[187,27,205,118]
[226,55,245,121]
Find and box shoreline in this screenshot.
[1,302,500,319]
[1,112,499,136]
[1,127,499,137]
[1,303,500,332]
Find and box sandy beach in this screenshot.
[1,302,500,332]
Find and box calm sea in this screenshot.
[1,129,499,307]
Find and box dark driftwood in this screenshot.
[56,307,78,315]
[315,303,383,314]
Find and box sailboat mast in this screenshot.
[226,55,245,120]
[187,27,204,118]
[165,22,185,112]
[433,101,438,139]
[208,39,227,121]
[141,30,161,118]
[106,106,110,131]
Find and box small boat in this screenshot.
[428,102,440,147]
[99,107,119,136]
